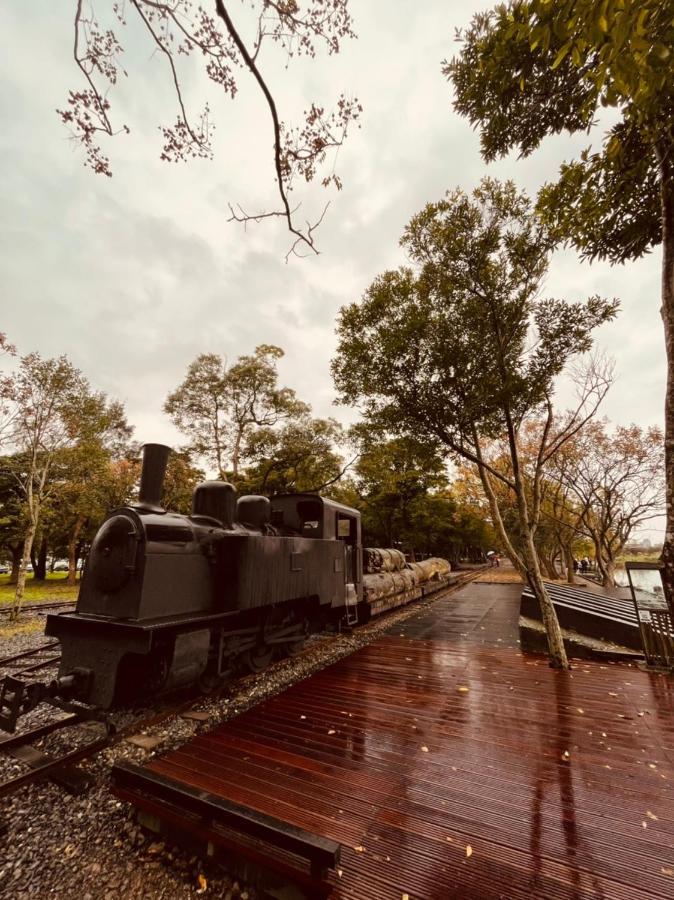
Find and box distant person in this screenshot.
[581,557,589,574]
[573,558,579,574]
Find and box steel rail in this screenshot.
[0,600,76,617]
[0,641,61,668]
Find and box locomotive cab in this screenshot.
[270,494,363,608]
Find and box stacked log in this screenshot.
[362,553,451,603]
[363,548,407,574]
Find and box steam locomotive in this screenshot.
[1,444,367,729]
[0,444,450,732]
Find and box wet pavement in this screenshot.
[118,581,674,899]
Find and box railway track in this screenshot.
[0,641,62,676]
[0,569,482,804]
[0,600,76,618]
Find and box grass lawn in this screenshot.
[0,572,80,606]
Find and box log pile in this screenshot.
[362,551,451,603]
[363,548,407,574]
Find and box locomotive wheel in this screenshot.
[242,643,273,674]
[198,671,229,695]
[285,638,306,657]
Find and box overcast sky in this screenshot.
[1,1,665,539]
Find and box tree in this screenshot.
[0,455,27,583]
[343,434,447,549]
[445,0,674,609]
[554,420,665,587]
[332,179,617,668]
[2,353,129,618]
[60,1,361,257]
[242,416,347,495]
[165,345,308,479]
[162,451,206,514]
[332,436,495,561]
[46,401,132,585]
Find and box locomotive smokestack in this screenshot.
[137,443,171,512]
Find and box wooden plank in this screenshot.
[117,582,674,899]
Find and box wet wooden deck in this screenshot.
[118,582,674,899]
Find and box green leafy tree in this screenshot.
[445,0,674,606]
[165,345,309,479]
[45,402,132,585]
[2,354,129,618]
[333,436,495,561]
[333,179,616,668]
[241,417,346,495]
[0,455,27,583]
[345,435,447,550]
[161,450,206,514]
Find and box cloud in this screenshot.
[0,0,666,534]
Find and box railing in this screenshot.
[625,562,674,669]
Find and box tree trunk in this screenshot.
[474,462,527,578]
[524,534,569,668]
[8,544,21,585]
[601,556,616,589]
[11,520,38,621]
[30,543,39,575]
[67,515,86,586]
[564,544,576,585]
[34,536,48,581]
[656,140,674,619]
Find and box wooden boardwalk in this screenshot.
[116,582,674,899]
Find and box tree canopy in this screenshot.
[333,178,617,667]
[165,344,308,479]
[445,0,672,264]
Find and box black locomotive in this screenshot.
[1,443,364,729]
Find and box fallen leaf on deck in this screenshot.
[421,746,429,752]
[353,845,365,853]
[646,811,658,820]
[642,821,647,829]
[466,845,473,858]
[662,868,673,876]
[608,692,618,697]
[300,715,306,720]
[577,708,585,714]
[402,894,409,900]
[458,686,469,693]
[561,750,571,761]
[649,764,657,769]
[328,729,336,735]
